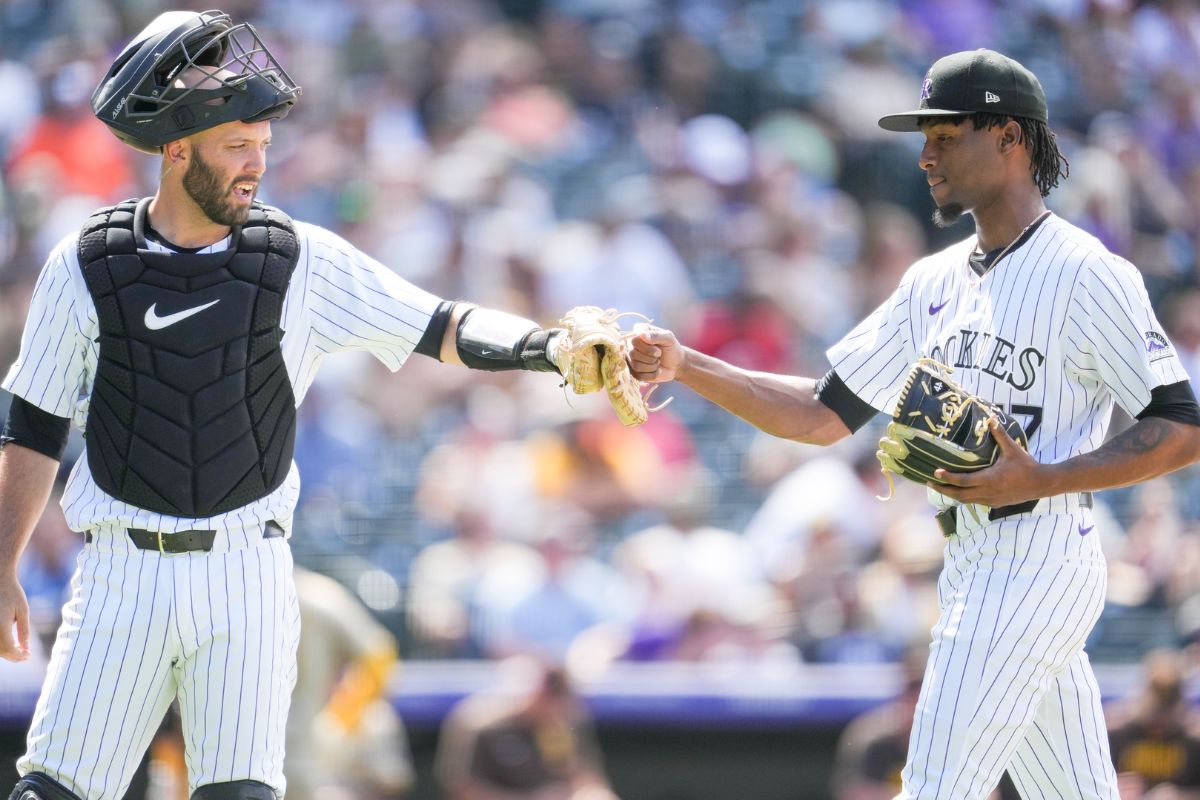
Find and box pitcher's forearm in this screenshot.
[675,348,850,445]
[1042,417,1200,495]
[0,443,60,574]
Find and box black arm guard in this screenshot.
[455,306,561,373]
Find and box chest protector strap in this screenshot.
[78,198,300,518]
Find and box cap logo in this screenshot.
[985,91,1001,103]
[921,77,933,101]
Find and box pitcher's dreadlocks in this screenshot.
[971,111,1070,197]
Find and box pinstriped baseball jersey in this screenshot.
[2,219,440,799]
[3,221,440,535]
[827,212,1185,799]
[829,212,1188,512]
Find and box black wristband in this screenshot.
[518,328,564,374]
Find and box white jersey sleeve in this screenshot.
[2,235,92,421]
[1063,252,1190,416]
[286,223,441,397]
[825,265,923,412]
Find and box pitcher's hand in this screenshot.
[629,324,685,384]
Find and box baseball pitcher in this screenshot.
[631,49,1200,800]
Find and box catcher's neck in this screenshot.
[147,189,234,250]
[972,193,1047,254]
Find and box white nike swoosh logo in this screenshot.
[144,299,221,330]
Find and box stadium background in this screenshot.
[0,0,1199,797]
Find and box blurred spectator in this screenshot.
[1107,649,1200,798]
[1162,289,1200,390]
[686,289,794,375]
[1108,479,1189,610]
[744,450,891,584]
[535,176,698,331]
[435,658,618,800]
[854,514,944,660]
[480,502,633,663]
[830,645,926,800]
[7,57,137,257]
[287,567,414,800]
[601,465,789,663]
[525,417,663,526]
[406,505,543,658]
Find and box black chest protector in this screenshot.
[78,197,300,518]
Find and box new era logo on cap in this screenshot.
[985,91,1001,103]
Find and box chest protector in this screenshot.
[78,197,300,518]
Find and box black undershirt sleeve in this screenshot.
[816,369,880,433]
[413,300,455,360]
[1136,380,1200,427]
[1,396,72,461]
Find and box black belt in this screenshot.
[86,521,285,553]
[936,493,1093,538]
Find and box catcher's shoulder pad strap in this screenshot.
[455,306,557,372]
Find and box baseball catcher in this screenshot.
[876,359,1028,505]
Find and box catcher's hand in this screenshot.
[551,306,669,426]
[877,359,1028,501]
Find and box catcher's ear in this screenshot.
[164,139,188,165]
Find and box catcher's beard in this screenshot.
[932,202,966,228]
[183,148,254,227]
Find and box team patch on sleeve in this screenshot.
[1145,331,1173,361]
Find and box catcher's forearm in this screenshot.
[0,443,59,575]
[1042,417,1200,494]
[438,303,561,373]
[676,347,850,445]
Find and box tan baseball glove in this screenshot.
[551,306,668,426]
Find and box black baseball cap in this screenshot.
[878,49,1048,132]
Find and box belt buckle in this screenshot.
[157,531,166,554]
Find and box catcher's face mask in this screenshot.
[92,9,301,154]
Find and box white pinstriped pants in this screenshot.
[898,509,1121,800]
[18,527,300,800]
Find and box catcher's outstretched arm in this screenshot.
[414,300,563,373]
[630,327,851,445]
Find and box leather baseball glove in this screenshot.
[552,306,667,426]
[876,359,1027,499]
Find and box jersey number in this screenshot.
[1008,404,1042,442]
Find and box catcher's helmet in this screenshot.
[92,9,301,154]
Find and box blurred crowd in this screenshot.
[3,0,1200,722]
